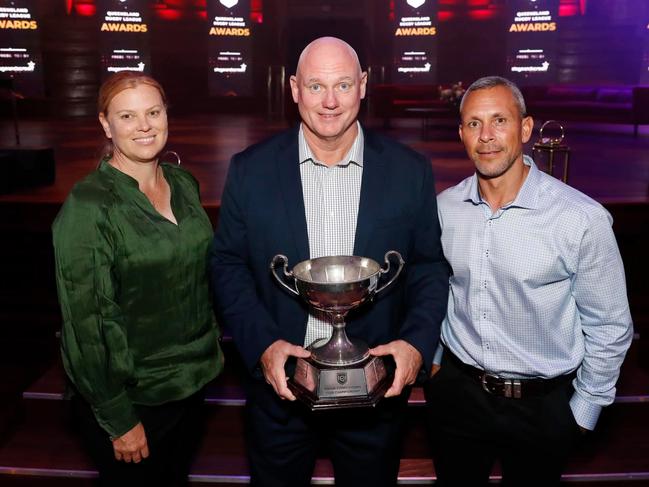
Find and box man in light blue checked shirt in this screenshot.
[425,76,633,486]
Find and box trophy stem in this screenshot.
[309,312,370,366]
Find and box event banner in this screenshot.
[0,0,44,96]
[97,0,151,79]
[207,0,253,97]
[506,0,559,85]
[392,0,438,84]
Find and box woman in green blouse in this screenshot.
[53,72,223,485]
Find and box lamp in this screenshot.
[532,120,570,183]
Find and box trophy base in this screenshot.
[289,355,392,411]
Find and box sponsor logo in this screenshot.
[0,60,35,73]
[398,62,431,73]
[214,63,247,73]
[107,62,146,73]
[511,61,550,73]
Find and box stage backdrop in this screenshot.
[0,0,44,97]
[207,0,253,97]
[392,0,438,84]
[506,0,559,85]
[97,0,151,78]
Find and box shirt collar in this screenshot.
[298,121,364,168]
[462,154,541,210]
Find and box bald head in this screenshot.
[296,37,362,79]
[289,36,367,159]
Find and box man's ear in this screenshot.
[359,71,368,100]
[521,115,534,144]
[289,75,300,104]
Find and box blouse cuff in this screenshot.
[92,390,139,439]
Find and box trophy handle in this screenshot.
[376,250,405,295]
[270,254,300,296]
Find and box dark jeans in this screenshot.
[71,389,206,487]
[424,352,583,487]
[244,378,408,487]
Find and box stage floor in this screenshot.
[1,114,648,206]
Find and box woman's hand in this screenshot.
[112,422,149,463]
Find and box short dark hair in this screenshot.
[459,76,527,118]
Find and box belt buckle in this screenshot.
[481,373,522,398]
[504,378,522,399]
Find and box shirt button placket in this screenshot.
[481,215,492,360]
[325,168,336,252]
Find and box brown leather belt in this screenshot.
[445,349,574,399]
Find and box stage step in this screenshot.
[21,357,433,406]
[22,337,649,405]
[3,336,648,484]
[1,397,649,484]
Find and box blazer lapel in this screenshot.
[354,131,386,256]
[276,131,310,262]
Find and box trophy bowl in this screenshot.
[271,251,404,410]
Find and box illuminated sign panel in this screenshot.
[506,0,559,85]
[97,0,151,78]
[207,0,253,96]
[392,0,438,84]
[0,1,43,96]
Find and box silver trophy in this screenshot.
[270,251,404,410]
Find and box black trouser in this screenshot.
[71,389,206,486]
[424,352,583,487]
[244,379,408,487]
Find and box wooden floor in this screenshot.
[1,114,648,206]
[1,113,648,485]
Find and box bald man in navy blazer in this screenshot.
[210,37,449,487]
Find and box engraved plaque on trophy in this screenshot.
[270,251,404,410]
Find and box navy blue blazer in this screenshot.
[210,126,449,378]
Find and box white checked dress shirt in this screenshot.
[436,155,633,430]
[299,123,364,348]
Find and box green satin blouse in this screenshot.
[53,161,223,438]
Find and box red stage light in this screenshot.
[559,5,578,16]
[468,9,495,21]
[438,11,454,22]
[75,4,96,17]
[156,8,183,21]
[558,0,583,16]
[251,0,263,23]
